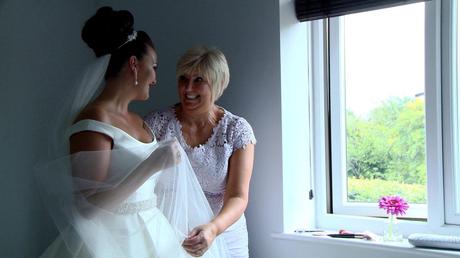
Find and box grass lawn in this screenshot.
[347,178,426,204]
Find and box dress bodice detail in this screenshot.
[145,107,256,215]
[67,119,158,206]
[42,119,231,258]
[67,119,156,149]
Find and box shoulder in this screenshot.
[74,103,111,124]
[144,107,175,126]
[144,106,177,139]
[68,120,114,154]
[68,104,115,149]
[220,109,256,150]
[222,109,253,132]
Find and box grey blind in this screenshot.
[295,0,428,22]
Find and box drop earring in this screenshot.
[134,69,138,86]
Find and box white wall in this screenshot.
[1,0,457,257]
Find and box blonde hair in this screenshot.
[176,46,230,103]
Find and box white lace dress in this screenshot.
[145,107,256,258]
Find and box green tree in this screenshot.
[385,98,426,184]
[347,111,389,180]
[346,97,426,185]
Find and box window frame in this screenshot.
[442,0,460,225]
[328,4,427,219]
[311,0,460,235]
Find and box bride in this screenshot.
[36,6,229,258]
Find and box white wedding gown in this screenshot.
[39,119,228,258]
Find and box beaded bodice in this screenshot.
[145,107,256,214]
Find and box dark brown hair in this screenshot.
[81,6,155,79]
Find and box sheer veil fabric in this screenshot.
[36,55,230,258]
[49,55,110,159]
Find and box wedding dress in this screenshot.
[36,119,229,258]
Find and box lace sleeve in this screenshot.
[144,110,168,140]
[231,117,256,152]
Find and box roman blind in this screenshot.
[295,0,428,22]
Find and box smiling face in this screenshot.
[177,72,213,114]
[175,47,230,110]
[135,46,158,100]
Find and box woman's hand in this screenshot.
[182,223,218,257]
[145,140,181,172]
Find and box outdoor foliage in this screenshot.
[346,97,426,203]
[348,178,426,204]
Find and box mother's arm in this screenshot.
[182,144,255,256]
[213,143,255,234]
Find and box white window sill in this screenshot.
[271,232,460,257]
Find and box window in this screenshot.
[311,0,460,235]
[329,3,427,219]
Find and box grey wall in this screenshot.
[0,1,99,256]
[0,0,282,257]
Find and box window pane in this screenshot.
[343,4,427,206]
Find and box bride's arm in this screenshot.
[69,131,113,180]
[70,131,177,212]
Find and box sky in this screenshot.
[343,2,425,117]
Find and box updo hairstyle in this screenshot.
[81,6,155,79]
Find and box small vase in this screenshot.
[383,214,403,242]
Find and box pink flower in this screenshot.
[378,195,409,216]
